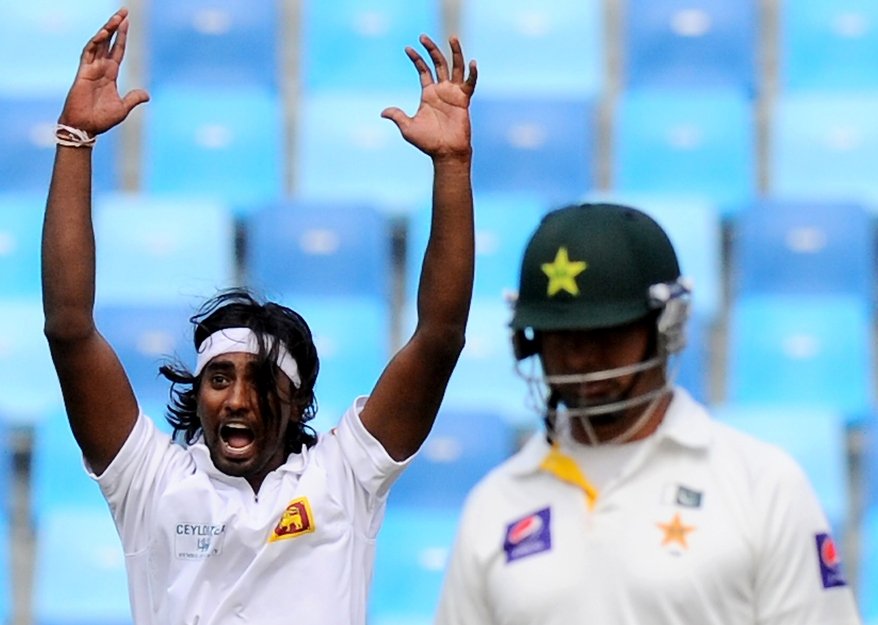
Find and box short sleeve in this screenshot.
[753,454,862,625]
[333,396,412,500]
[92,412,192,553]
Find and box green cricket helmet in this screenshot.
[510,203,692,443]
[511,203,683,333]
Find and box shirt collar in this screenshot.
[508,386,712,477]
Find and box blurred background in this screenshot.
[2,0,878,622]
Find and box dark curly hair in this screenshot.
[159,288,319,453]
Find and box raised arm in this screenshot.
[42,9,149,475]
[360,35,478,460]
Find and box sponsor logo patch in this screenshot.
[174,523,226,560]
[503,507,551,563]
[675,485,703,509]
[269,497,316,543]
[816,533,847,588]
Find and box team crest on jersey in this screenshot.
[816,533,847,588]
[503,507,551,563]
[269,497,316,543]
[656,512,696,551]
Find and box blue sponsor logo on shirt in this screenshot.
[504,507,551,563]
[816,532,847,589]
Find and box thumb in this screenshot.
[380,106,410,133]
[122,88,150,115]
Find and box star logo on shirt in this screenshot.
[656,512,696,549]
[541,247,587,297]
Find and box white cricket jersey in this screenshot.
[92,396,409,625]
[435,388,862,625]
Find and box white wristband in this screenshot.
[56,124,97,148]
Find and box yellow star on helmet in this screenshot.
[542,247,587,297]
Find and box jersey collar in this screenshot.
[508,386,713,478]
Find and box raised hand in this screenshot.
[382,35,478,160]
[59,8,149,136]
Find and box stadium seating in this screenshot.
[141,86,285,208]
[0,96,120,193]
[32,506,131,625]
[287,295,390,433]
[244,200,392,301]
[93,193,237,307]
[420,300,535,428]
[780,0,878,92]
[0,300,63,425]
[370,506,460,625]
[146,0,281,90]
[299,0,440,93]
[611,88,755,217]
[0,0,116,95]
[732,199,875,304]
[726,295,874,424]
[769,92,878,206]
[0,194,45,301]
[404,193,547,305]
[469,96,597,204]
[93,302,196,422]
[622,0,758,92]
[29,409,109,523]
[294,91,433,213]
[390,407,518,510]
[460,0,604,97]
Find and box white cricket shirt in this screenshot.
[435,388,862,625]
[92,396,409,625]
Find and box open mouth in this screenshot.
[219,423,256,455]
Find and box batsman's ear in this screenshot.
[511,329,539,361]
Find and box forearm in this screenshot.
[42,146,98,341]
[415,153,475,340]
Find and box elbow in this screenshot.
[43,308,96,345]
[422,325,467,363]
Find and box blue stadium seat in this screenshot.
[30,409,109,523]
[0,300,63,425]
[146,0,281,90]
[713,404,850,539]
[390,407,517,510]
[470,96,597,204]
[94,303,195,421]
[769,92,878,206]
[93,194,237,307]
[460,0,604,97]
[370,506,460,625]
[0,1,116,95]
[402,300,535,428]
[732,199,875,303]
[726,295,874,423]
[0,194,45,301]
[300,0,440,93]
[142,86,285,207]
[33,506,131,625]
[0,96,120,193]
[288,295,390,433]
[612,88,755,217]
[294,91,432,214]
[623,0,758,92]
[405,193,547,305]
[780,0,878,92]
[244,200,392,301]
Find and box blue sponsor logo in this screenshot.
[504,507,551,563]
[816,533,847,589]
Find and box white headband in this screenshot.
[195,327,302,388]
